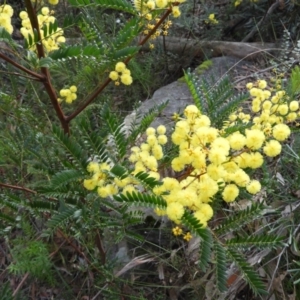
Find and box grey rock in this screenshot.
[124,56,254,130]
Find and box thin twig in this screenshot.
[0,70,44,81]
[0,52,45,81]
[242,0,280,42]
[12,272,30,297]
[24,0,69,134]
[0,183,37,194]
[66,7,173,122]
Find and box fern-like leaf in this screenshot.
[214,240,227,292]
[49,44,105,60]
[47,206,78,230]
[215,202,266,235]
[68,0,137,14]
[52,125,87,172]
[49,169,84,189]
[132,171,161,189]
[181,212,212,271]
[128,101,169,143]
[184,69,203,113]
[226,235,285,249]
[114,191,167,208]
[109,46,140,61]
[113,17,141,50]
[226,249,267,296]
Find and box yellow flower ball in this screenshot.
[197,203,214,220]
[233,169,250,187]
[278,104,289,115]
[290,101,299,111]
[246,82,253,89]
[157,125,166,135]
[146,127,156,135]
[87,162,100,173]
[1,4,14,17]
[248,152,264,169]
[246,180,261,194]
[184,105,200,118]
[166,202,184,222]
[69,85,77,93]
[227,132,246,150]
[83,179,97,190]
[257,80,267,89]
[115,62,126,72]
[19,11,28,20]
[158,135,167,145]
[272,124,291,141]
[222,184,239,202]
[41,7,50,16]
[49,0,59,4]
[287,112,297,121]
[245,129,265,150]
[172,6,181,18]
[109,71,119,81]
[120,74,133,85]
[171,157,185,172]
[147,0,156,10]
[263,139,282,157]
[155,0,168,9]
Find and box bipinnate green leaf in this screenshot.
[181,212,212,271]
[114,191,167,208]
[109,46,140,61]
[226,249,267,296]
[113,17,141,50]
[128,101,169,143]
[133,171,162,189]
[67,0,137,14]
[52,125,87,172]
[49,44,105,60]
[109,164,128,179]
[215,202,266,235]
[226,235,286,249]
[214,240,227,292]
[47,206,78,230]
[184,69,203,113]
[49,169,84,189]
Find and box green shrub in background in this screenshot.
[1,0,300,298]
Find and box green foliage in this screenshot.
[8,240,53,282]
[114,191,167,208]
[288,65,300,97]
[68,0,137,15]
[184,69,248,128]
[214,240,227,292]
[226,249,267,296]
[181,212,212,271]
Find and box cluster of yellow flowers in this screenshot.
[83,125,168,199]
[57,86,77,104]
[133,0,185,18]
[0,4,14,34]
[109,62,133,86]
[205,13,218,25]
[234,0,258,7]
[83,81,297,238]
[31,0,59,5]
[19,6,65,53]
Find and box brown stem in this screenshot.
[24,0,70,134]
[0,182,37,194]
[0,70,44,81]
[12,272,30,297]
[66,7,173,122]
[0,52,45,81]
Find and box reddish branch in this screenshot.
[0,182,37,194]
[66,7,173,122]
